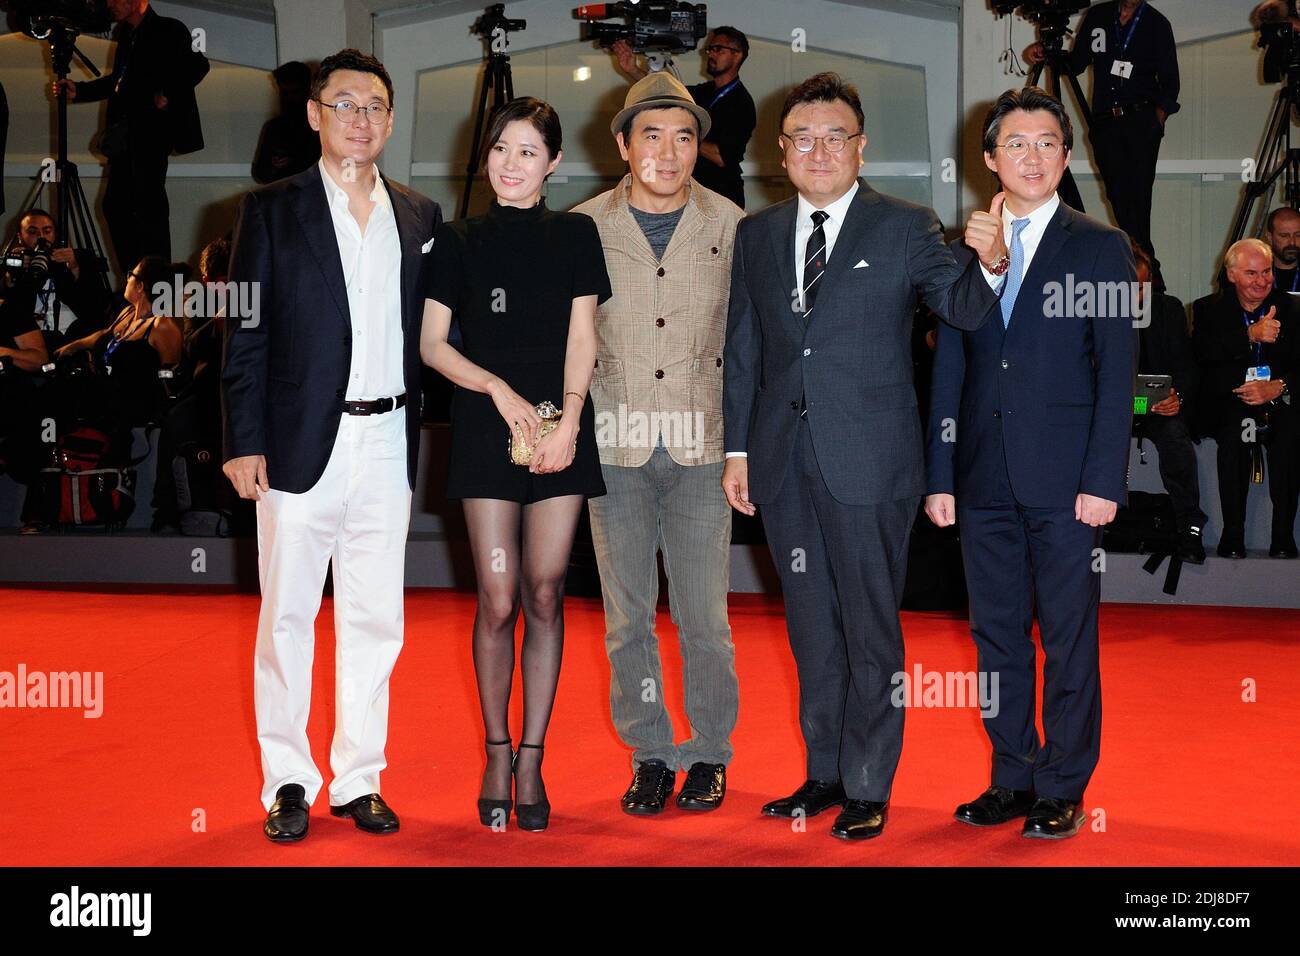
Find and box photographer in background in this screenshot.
[1264,205,1300,293]
[1,209,113,346]
[52,0,210,274]
[611,26,757,208]
[1131,240,1206,563]
[1027,0,1179,282]
[0,275,50,484]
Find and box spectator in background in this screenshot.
[0,270,50,484]
[1264,206,1300,295]
[1192,239,1299,559]
[252,61,321,184]
[2,209,113,346]
[53,0,210,274]
[611,26,757,208]
[1027,0,1178,281]
[1131,241,1206,563]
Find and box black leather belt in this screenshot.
[342,393,406,416]
[1101,101,1152,119]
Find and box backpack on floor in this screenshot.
[34,425,137,529]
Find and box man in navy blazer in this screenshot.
[723,73,999,841]
[925,88,1137,839]
[222,50,440,843]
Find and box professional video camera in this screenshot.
[471,2,525,41]
[1,236,54,287]
[575,1,708,56]
[5,0,111,39]
[1253,0,1300,85]
[993,0,1091,52]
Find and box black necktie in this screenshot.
[801,210,829,321]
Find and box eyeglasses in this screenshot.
[315,98,392,125]
[704,45,741,54]
[781,132,863,154]
[995,139,1063,160]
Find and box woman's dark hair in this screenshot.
[200,234,232,283]
[981,86,1074,155]
[133,256,174,301]
[309,48,394,107]
[780,72,864,133]
[478,97,563,173]
[1130,238,1153,274]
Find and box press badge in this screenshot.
[1246,365,1272,382]
[1111,60,1134,79]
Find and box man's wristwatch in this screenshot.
[986,253,1011,277]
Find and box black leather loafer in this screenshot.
[830,800,888,840]
[1269,537,1299,559]
[762,779,846,818]
[954,785,1036,826]
[330,793,400,834]
[1022,797,1085,839]
[264,783,309,843]
[676,762,727,812]
[621,760,675,815]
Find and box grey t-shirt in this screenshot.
[629,204,685,260]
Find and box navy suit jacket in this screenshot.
[926,201,1138,508]
[221,164,442,494]
[723,181,997,506]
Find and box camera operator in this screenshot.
[52,0,210,275]
[1192,239,1299,559]
[611,26,756,208]
[1,209,112,346]
[1131,241,1206,563]
[1027,1,1179,281]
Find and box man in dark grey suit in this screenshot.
[722,73,1000,840]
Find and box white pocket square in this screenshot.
[853,259,869,269]
[421,237,435,253]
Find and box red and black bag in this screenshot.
[34,425,138,529]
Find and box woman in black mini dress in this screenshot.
[420,98,611,832]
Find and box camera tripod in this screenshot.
[1025,18,1092,213]
[1229,70,1300,244]
[13,21,111,296]
[460,10,522,218]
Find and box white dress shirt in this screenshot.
[318,158,404,401]
[979,191,1061,291]
[726,182,862,459]
[794,180,861,313]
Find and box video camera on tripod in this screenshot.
[993,0,1091,53]
[576,2,708,57]
[1254,0,1300,85]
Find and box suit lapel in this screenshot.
[813,182,877,315]
[765,199,798,317]
[384,175,422,332]
[1009,201,1073,335]
[291,167,350,325]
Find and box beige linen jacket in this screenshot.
[573,176,744,467]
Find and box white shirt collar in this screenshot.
[318,157,387,208]
[797,180,860,227]
[1003,191,1060,232]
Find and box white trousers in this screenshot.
[254,410,411,811]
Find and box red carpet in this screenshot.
[1,588,1296,866]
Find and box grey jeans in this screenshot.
[587,449,739,771]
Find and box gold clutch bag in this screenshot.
[509,400,562,466]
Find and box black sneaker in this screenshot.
[620,759,675,816]
[1176,526,1206,564]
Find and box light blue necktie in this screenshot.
[1000,217,1031,329]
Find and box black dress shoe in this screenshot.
[830,800,888,840]
[1022,797,1085,839]
[676,762,726,812]
[1269,536,1299,559]
[761,779,846,818]
[954,785,1036,826]
[1217,535,1246,559]
[620,759,675,815]
[1176,527,1206,565]
[330,793,400,834]
[264,783,309,843]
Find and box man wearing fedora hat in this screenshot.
[573,73,744,816]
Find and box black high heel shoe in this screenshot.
[477,738,514,827]
[513,742,550,832]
